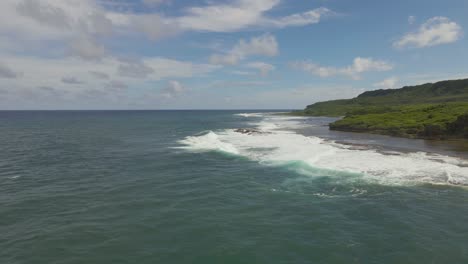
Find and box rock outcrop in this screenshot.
[234,128,268,135]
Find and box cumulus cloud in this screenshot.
[260,7,330,28]
[291,57,393,80]
[0,0,334,109]
[144,58,220,79]
[0,0,331,53]
[118,59,155,78]
[210,34,278,65]
[69,36,107,60]
[394,17,462,48]
[177,0,330,32]
[0,0,329,68]
[0,0,111,78]
[16,0,71,30]
[0,55,219,101]
[11,0,328,42]
[177,0,277,32]
[6,56,217,87]
[161,80,185,99]
[246,62,275,76]
[15,0,113,34]
[130,14,181,41]
[373,77,399,89]
[0,62,19,79]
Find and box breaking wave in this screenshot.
[179,113,468,186]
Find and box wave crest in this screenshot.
[178,116,468,186]
[178,131,239,155]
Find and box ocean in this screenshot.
[1,110,468,264]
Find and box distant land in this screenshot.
[292,78,468,139]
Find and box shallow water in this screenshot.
[1,110,468,263]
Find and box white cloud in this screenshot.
[177,0,277,32]
[351,57,393,73]
[394,17,462,48]
[0,0,112,59]
[0,0,334,109]
[16,0,71,30]
[0,53,222,109]
[118,59,154,78]
[0,55,220,100]
[69,36,107,60]
[408,16,416,25]
[373,77,399,89]
[291,57,393,80]
[0,0,329,68]
[0,0,154,58]
[0,0,331,53]
[144,58,221,80]
[210,34,278,65]
[130,14,181,41]
[161,80,185,99]
[109,1,331,38]
[246,62,275,76]
[0,62,20,79]
[291,62,336,78]
[177,0,329,32]
[1,0,114,40]
[0,56,114,90]
[260,7,330,28]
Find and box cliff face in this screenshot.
[447,114,468,138]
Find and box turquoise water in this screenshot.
[1,110,468,264]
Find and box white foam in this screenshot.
[179,115,468,186]
[234,113,265,118]
[178,131,239,155]
[253,115,310,131]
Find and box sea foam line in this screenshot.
[178,114,468,186]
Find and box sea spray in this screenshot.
[179,113,468,186]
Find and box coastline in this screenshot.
[288,103,468,141]
[280,114,468,159]
[328,124,468,141]
[289,79,468,141]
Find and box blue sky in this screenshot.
[0,0,467,109]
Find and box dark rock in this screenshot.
[234,128,268,135]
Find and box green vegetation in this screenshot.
[330,103,468,139]
[295,78,468,139]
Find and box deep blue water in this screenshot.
[1,110,468,264]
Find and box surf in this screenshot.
[178,113,468,186]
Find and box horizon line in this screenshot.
[0,109,298,111]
